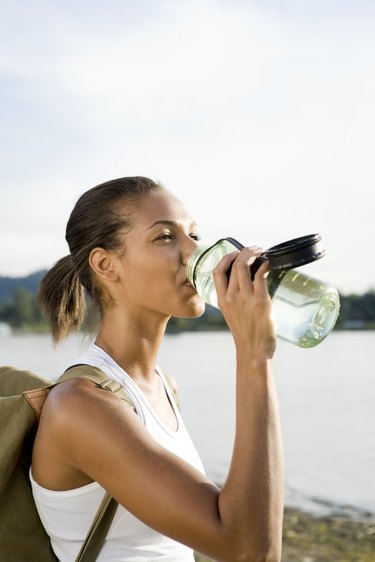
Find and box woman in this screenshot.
[31,176,284,562]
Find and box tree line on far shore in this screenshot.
[0,279,375,333]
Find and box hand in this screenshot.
[213,247,276,359]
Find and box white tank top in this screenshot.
[30,343,205,562]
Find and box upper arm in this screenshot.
[41,380,224,557]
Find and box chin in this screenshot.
[176,300,206,319]
[189,305,206,319]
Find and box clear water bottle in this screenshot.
[186,235,340,348]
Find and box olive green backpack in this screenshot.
[0,365,135,562]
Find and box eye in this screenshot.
[190,234,201,241]
[157,232,174,241]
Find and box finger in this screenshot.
[229,247,264,291]
[212,251,240,295]
[252,260,271,296]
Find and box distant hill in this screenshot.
[0,270,47,303]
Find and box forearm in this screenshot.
[218,353,284,561]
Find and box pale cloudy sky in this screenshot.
[1,0,374,294]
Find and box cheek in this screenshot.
[123,258,176,298]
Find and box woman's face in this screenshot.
[110,190,206,319]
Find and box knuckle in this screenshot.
[244,245,264,255]
[223,294,236,307]
[232,259,243,270]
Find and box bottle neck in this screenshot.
[186,242,215,288]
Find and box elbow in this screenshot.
[214,512,283,562]
[208,536,282,562]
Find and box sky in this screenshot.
[0,0,374,294]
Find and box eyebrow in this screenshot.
[147,219,197,230]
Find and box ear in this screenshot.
[89,248,119,282]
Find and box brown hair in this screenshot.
[38,176,163,342]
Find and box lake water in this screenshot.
[1,330,374,519]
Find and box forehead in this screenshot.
[131,190,195,228]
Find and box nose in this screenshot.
[181,235,200,266]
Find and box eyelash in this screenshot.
[157,233,201,242]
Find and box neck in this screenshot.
[95,307,169,383]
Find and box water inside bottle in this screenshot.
[270,270,340,348]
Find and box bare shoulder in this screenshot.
[43,378,139,447]
[42,377,134,425]
[32,378,138,489]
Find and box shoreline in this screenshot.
[283,489,375,523]
[195,505,375,562]
[281,506,375,562]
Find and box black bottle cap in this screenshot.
[265,233,325,270]
[222,234,325,280]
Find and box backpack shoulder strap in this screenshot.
[23,386,52,424]
[75,492,118,562]
[56,365,136,411]
[23,364,136,423]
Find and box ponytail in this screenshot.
[37,255,87,343]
